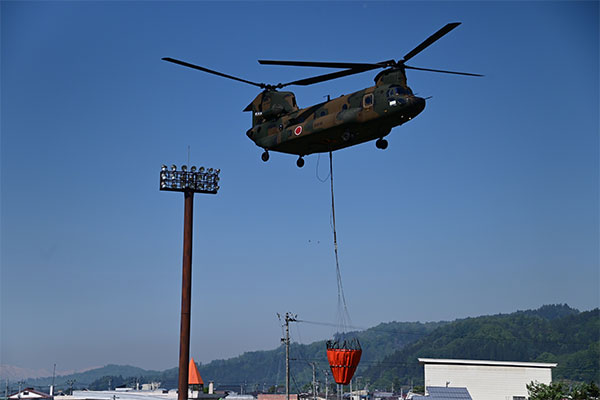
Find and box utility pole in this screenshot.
[323,370,329,400]
[309,363,317,400]
[50,364,56,397]
[278,312,297,400]
[350,379,353,400]
[66,380,75,396]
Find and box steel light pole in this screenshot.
[160,164,220,400]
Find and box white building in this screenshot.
[66,389,222,400]
[418,358,557,400]
[9,389,52,400]
[69,389,175,400]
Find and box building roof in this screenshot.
[9,389,52,399]
[189,358,204,385]
[418,358,557,368]
[257,395,298,400]
[411,386,472,400]
[71,389,176,400]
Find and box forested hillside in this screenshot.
[363,305,599,388]
[24,365,160,388]
[152,321,445,389]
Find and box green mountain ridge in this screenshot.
[14,304,599,391]
[363,306,599,388]
[14,365,161,388]
[151,320,446,390]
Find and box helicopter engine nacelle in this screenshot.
[261,103,285,119]
[374,69,408,87]
[244,91,299,125]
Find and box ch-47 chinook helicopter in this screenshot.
[163,22,482,168]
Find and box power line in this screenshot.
[296,319,367,331]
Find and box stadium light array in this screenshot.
[160,164,220,194]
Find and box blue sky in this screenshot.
[1,1,598,375]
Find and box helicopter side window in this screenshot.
[363,94,373,108]
[315,108,328,119]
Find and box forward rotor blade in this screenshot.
[402,22,461,62]
[259,59,388,69]
[162,57,266,89]
[404,65,483,77]
[280,66,380,87]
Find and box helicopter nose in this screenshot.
[413,96,426,112]
[407,96,426,119]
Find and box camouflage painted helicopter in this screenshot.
[163,22,481,168]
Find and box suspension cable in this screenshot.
[329,151,352,333]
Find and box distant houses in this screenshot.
[5,356,561,400]
[256,395,298,400]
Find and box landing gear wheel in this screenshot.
[261,150,270,162]
[296,157,305,168]
[376,138,388,150]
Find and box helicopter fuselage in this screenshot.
[163,22,480,166]
[246,72,425,157]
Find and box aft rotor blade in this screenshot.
[405,65,483,77]
[281,66,380,87]
[259,59,388,69]
[402,22,461,62]
[162,57,267,89]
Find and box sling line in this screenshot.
[329,151,351,331]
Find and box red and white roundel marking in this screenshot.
[294,126,303,136]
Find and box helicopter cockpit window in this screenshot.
[387,86,409,97]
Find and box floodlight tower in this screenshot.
[160,164,221,400]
